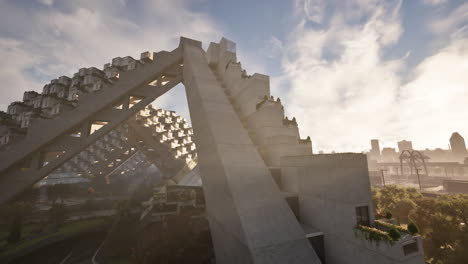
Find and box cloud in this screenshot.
[0,0,221,120]
[429,2,468,34]
[38,0,54,6]
[299,0,326,24]
[278,0,468,153]
[280,0,404,152]
[263,36,284,59]
[2,0,467,155]
[421,0,448,6]
[399,31,468,148]
[0,38,44,108]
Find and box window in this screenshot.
[129,96,143,108]
[356,206,370,226]
[90,121,109,135]
[22,119,30,128]
[403,241,419,256]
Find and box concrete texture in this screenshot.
[0,48,183,202]
[182,39,321,263]
[281,153,425,264]
[0,36,427,264]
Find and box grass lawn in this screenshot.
[0,218,108,259]
[0,223,43,249]
[0,223,41,240]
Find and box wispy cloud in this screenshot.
[0,0,221,119]
[421,0,448,6]
[280,0,404,152]
[38,0,54,6]
[1,0,467,154]
[0,38,43,106]
[398,29,468,147]
[299,0,326,24]
[429,2,468,34]
[278,0,468,152]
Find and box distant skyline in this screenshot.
[0,0,467,152]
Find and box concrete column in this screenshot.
[181,38,320,264]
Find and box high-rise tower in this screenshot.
[370,139,381,160]
[450,132,467,157]
[397,140,413,152]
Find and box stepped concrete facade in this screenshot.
[183,39,320,263]
[0,37,425,264]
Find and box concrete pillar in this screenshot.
[181,38,320,264]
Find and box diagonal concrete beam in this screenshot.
[181,38,321,264]
[0,72,182,203]
[0,49,182,175]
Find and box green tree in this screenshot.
[394,198,416,224]
[445,229,468,264]
[425,213,460,263]
[373,186,468,263]
[440,195,468,225]
[409,197,440,235]
[377,185,406,212]
[375,185,417,224]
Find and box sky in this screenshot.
[0,0,467,153]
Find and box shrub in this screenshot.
[374,219,409,234]
[407,222,419,235]
[388,228,401,241]
[355,225,393,245]
[385,211,393,219]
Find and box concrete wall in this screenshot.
[182,38,321,264]
[281,154,425,264]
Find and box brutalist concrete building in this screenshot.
[0,37,425,264]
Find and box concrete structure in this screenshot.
[370,139,381,161]
[372,161,468,178]
[444,179,468,194]
[281,154,425,264]
[421,148,453,162]
[398,140,413,153]
[2,74,195,185]
[183,38,319,263]
[381,147,398,162]
[0,37,425,264]
[48,106,195,183]
[450,132,467,159]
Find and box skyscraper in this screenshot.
[450,132,467,157]
[397,140,413,152]
[370,139,381,160]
